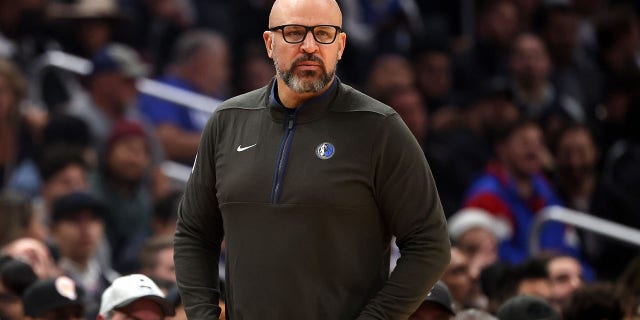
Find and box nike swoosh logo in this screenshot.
[236,144,257,152]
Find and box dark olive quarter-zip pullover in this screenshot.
[174,78,450,320]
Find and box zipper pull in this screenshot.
[288,116,294,129]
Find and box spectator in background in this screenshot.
[453,0,520,98]
[42,0,129,111]
[139,30,231,164]
[553,124,599,213]
[1,238,60,280]
[235,42,276,94]
[49,192,118,319]
[67,43,154,154]
[41,114,97,170]
[448,208,511,286]
[0,257,38,320]
[340,0,424,85]
[497,295,560,320]
[37,144,89,214]
[126,0,196,76]
[562,283,626,320]
[138,236,176,284]
[425,78,518,214]
[546,255,584,310]
[412,47,461,134]
[47,0,126,58]
[22,276,85,320]
[409,281,456,320]
[365,53,414,100]
[463,120,578,263]
[536,3,603,115]
[0,58,36,193]
[508,33,585,146]
[90,120,153,273]
[479,262,517,314]
[380,85,428,146]
[97,274,175,320]
[513,258,552,301]
[441,246,481,311]
[413,47,455,112]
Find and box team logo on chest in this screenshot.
[316,142,335,160]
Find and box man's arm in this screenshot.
[156,124,201,163]
[358,114,451,319]
[174,115,224,319]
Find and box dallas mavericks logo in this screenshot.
[316,142,335,160]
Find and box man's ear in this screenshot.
[264,31,274,59]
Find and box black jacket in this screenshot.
[174,78,450,319]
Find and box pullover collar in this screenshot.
[267,77,339,123]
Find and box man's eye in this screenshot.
[286,30,304,37]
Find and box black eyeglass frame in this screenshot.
[268,24,343,44]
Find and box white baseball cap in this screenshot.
[99,274,175,317]
[448,208,512,242]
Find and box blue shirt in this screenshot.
[138,76,212,132]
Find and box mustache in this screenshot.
[292,54,324,68]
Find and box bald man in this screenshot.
[173,0,450,319]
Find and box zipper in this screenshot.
[270,114,296,204]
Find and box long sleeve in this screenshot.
[358,114,451,319]
[174,114,224,319]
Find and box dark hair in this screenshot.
[563,283,625,320]
[489,118,540,149]
[480,262,519,310]
[514,257,550,281]
[153,191,183,223]
[37,144,87,182]
[42,114,91,148]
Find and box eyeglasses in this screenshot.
[269,24,342,44]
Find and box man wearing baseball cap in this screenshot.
[22,276,84,320]
[410,281,456,320]
[98,274,174,320]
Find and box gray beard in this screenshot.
[274,54,335,93]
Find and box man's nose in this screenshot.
[300,30,319,53]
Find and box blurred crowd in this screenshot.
[0,0,640,319]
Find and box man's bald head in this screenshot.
[268,0,342,28]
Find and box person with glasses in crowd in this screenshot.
[173,0,450,319]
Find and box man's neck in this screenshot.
[61,256,91,271]
[275,77,334,108]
